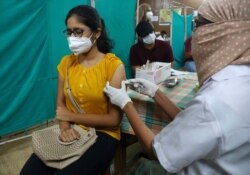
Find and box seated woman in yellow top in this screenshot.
[20,5,125,175]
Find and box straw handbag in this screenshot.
[32,62,97,169]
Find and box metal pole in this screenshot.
[0,134,31,145]
[184,7,187,42]
[136,0,139,25]
[0,120,55,145]
[91,0,95,8]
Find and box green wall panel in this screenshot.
[95,0,136,78]
[0,0,136,136]
[0,0,89,136]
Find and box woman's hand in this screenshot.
[59,127,80,142]
[56,106,74,122]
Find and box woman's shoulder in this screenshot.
[103,53,125,81]
[104,53,122,63]
[103,53,124,74]
[59,54,77,66]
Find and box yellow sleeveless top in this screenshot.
[57,53,123,140]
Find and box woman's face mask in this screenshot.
[142,32,156,44]
[67,33,93,55]
[146,11,153,21]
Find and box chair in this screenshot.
[103,133,138,175]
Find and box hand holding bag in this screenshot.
[32,125,97,169]
[32,61,97,169]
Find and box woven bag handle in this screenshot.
[65,60,95,132]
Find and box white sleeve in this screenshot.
[152,95,222,173]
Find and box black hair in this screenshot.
[135,21,154,37]
[194,14,213,28]
[160,30,167,37]
[65,5,113,53]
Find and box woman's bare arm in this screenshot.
[154,89,181,120]
[123,102,155,157]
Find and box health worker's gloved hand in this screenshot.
[125,78,158,98]
[104,81,132,109]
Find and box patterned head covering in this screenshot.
[192,0,250,85]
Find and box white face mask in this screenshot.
[142,32,156,44]
[146,11,153,21]
[67,34,93,55]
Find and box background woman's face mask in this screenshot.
[67,34,93,55]
[142,32,156,44]
[146,11,153,21]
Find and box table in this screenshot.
[121,72,198,135]
[113,73,198,175]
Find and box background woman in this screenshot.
[137,3,154,27]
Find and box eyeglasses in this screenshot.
[62,28,89,37]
